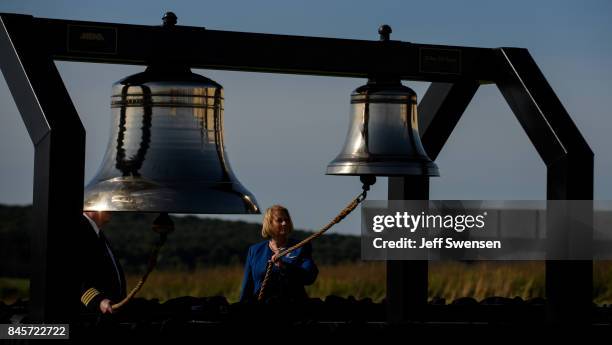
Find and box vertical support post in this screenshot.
[384,80,477,324]
[545,156,593,324]
[386,176,429,323]
[496,47,593,325]
[0,14,85,322]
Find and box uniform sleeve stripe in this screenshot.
[84,289,100,305]
[81,290,93,304]
[81,289,96,305]
[81,288,96,302]
[83,289,100,306]
[81,288,101,306]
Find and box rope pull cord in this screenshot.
[257,176,376,302]
[111,212,174,311]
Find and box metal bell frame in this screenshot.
[0,13,593,325]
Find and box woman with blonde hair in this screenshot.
[239,205,318,302]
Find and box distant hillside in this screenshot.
[0,205,361,276]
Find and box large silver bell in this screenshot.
[84,65,260,214]
[326,79,439,176]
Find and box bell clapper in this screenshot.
[152,212,174,244]
[360,175,376,193]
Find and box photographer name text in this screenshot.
[372,237,501,249]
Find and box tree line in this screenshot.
[0,205,361,276]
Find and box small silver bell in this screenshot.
[327,79,439,176]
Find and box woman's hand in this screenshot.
[271,252,284,268]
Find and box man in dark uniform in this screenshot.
[79,211,126,314]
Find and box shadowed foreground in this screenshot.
[2,296,612,339]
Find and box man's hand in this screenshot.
[99,299,113,314]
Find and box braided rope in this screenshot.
[111,214,171,311]
[257,184,370,302]
[111,233,166,310]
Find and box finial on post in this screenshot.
[378,24,392,41]
[162,12,178,27]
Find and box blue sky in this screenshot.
[0,0,611,234]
